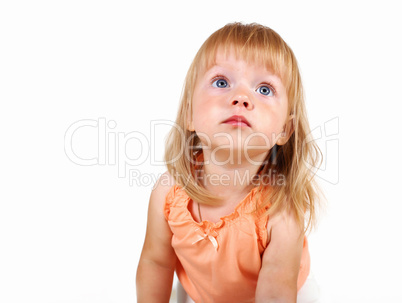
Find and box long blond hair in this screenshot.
[164,22,322,232]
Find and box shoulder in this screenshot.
[151,171,176,200]
[148,171,176,215]
[139,171,177,270]
[256,207,305,299]
[258,208,305,289]
[266,207,303,245]
[145,171,177,245]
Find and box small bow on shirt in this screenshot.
[192,228,219,251]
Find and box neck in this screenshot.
[199,149,267,197]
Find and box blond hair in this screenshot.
[164,22,322,232]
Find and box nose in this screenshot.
[231,86,254,110]
[231,92,254,110]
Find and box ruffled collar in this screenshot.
[173,185,266,229]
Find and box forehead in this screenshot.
[212,49,268,69]
[198,44,289,86]
[202,49,279,80]
[196,46,286,89]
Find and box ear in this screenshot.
[276,115,295,146]
[187,120,195,132]
[187,109,195,132]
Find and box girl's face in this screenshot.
[189,49,291,162]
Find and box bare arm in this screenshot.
[255,209,304,303]
[136,172,177,303]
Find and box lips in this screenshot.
[222,115,251,127]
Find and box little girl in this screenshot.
[136,22,322,303]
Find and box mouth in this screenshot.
[222,115,251,127]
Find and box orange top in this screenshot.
[164,185,310,303]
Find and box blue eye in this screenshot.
[212,78,228,88]
[257,85,273,96]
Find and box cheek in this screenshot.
[246,126,280,149]
[268,101,289,131]
[251,113,285,147]
[192,96,220,126]
[192,104,209,126]
[270,117,285,137]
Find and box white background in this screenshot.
[1,1,401,302]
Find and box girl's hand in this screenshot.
[255,208,304,303]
